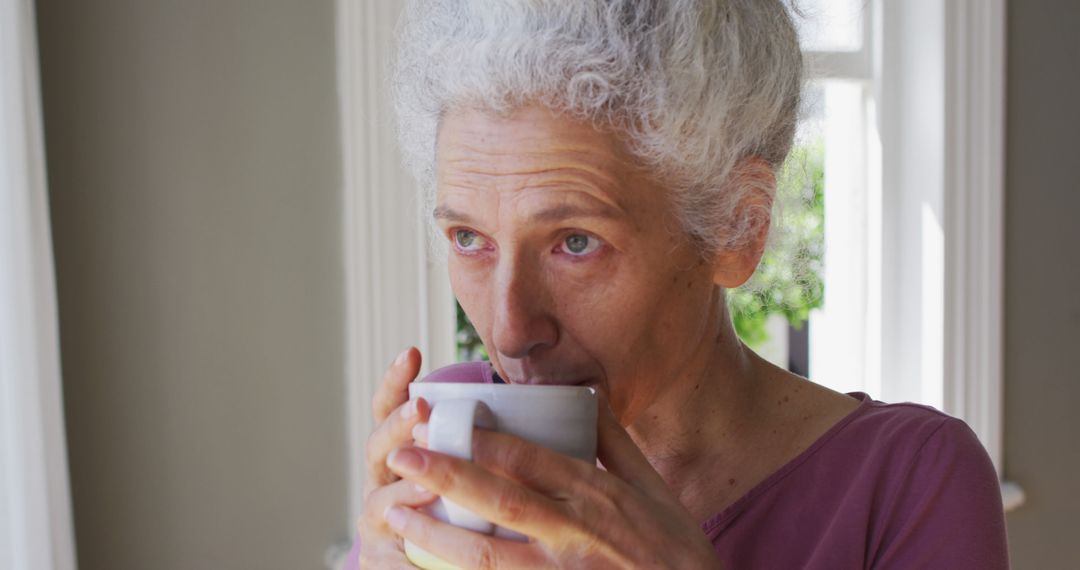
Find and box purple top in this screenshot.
[348,361,1009,569]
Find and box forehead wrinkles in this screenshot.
[440,164,624,205]
[435,106,657,230]
[437,106,633,192]
[440,140,626,193]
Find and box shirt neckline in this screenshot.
[699,391,874,536]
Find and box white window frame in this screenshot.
[812,0,1019,507]
[878,0,1021,509]
[807,0,1020,510]
[941,0,1023,510]
[336,0,457,531]
[336,0,1023,530]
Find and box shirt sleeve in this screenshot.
[871,417,1010,569]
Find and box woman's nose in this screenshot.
[490,262,558,360]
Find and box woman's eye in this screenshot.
[453,229,487,252]
[559,233,602,256]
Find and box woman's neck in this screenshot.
[624,299,776,515]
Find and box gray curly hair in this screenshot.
[394,0,803,256]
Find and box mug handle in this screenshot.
[427,398,497,534]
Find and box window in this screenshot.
[743,0,1013,482]
[747,0,1021,507]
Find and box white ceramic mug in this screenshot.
[403,381,598,570]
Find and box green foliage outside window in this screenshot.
[457,302,488,362]
[454,142,825,359]
[728,142,825,347]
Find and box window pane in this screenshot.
[795,0,865,52]
[807,80,879,396]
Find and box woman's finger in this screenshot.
[383,505,548,570]
[365,397,431,491]
[357,546,414,570]
[371,347,421,423]
[356,536,416,570]
[410,408,669,505]
[360,478,439,533]
[356,479,440,570]
[386,446,569,543]
[411,422,428,448]
[596,396,673,498]
[469,428,595,499]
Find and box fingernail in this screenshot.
[387,448,424,475]
[394,349,410,367]
[402,399,419,420]
[413,483,432,495]
[384,506,408,531]
[411,423,428,441]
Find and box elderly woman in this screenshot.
[351,1,1009,568]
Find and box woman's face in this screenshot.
[435,105,722,422]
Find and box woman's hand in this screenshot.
[383,399,722,569]
[355,348,438,569]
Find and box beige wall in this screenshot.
[1003,1,1080,568]
[36,1,347,569]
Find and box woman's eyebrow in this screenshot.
[432,205,476,224]
[527,203,621,222]
[433,203,622,225]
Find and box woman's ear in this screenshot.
[711,158,775,288]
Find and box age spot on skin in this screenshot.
[728,478,736,486]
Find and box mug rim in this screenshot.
[409,382,596,399]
